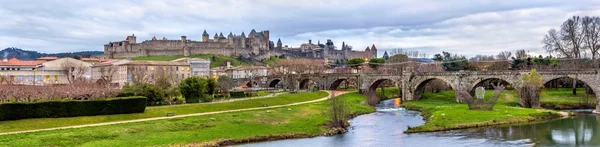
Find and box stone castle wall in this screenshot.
[105,30,270,59]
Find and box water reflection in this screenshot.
[233,99,600,147]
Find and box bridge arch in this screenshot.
[267,79,281,88]
[299,78,316,90]
[543,76,597,94]
[364,78,399,105]
[470,78,514,93]
[413,78,455,100]
[329,78,357,90]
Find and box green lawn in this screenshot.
[262,56,281,65]
[0,91,328,133]
[0,92,375,147]
[403,90,559,133]
[131,54,251,68]
[375,87,400,100]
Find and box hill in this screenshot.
[131,54,251,68]
[1,47,104,60]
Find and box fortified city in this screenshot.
[1,1,600,147]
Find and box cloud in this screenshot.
[0,0,598,57]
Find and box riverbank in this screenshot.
[401,89,583,133]
[0,92,375,147]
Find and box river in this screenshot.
[233,99,600,147]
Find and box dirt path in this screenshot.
[0,90,350,136]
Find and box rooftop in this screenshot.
[0,58,44,67]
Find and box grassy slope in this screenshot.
[0,92,327,133]
[402,89,571,133]
[131,54,251,68]
[262,56,280,65]
[0,92,375,147]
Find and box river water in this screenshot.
[234,99,600,147]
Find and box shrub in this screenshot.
[245,92,258,97]
[122,84,166,106]
[0,96,146,121]
[368,58,385,69]
[230,91,246,98]
[179,77,207,103]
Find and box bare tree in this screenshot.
[543,29,571,58]
[98,66,118,87]
[582,16,600,67]
[496,51,512,60]
[61,60,89,84]
[129,66,150,85]
[562,16,585,59]
[328,92,349,129]
[514,49,529,59]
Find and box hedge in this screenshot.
[0,96,147,121]
[230,91,246,98]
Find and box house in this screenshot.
[0,57,92,85]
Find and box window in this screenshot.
[176,67,179,71]
[28,76,33,81]
[176,74,179,79]
[19,76,23,81]
[200,72,204,76]
[45,75,50,82]
[187,67,190,71]
[163,66,167,70]
[37,75,42,81]
[54,75,58,81]
[150,66,154,70]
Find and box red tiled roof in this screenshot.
[0,58,44,66]
[371,44,377,50]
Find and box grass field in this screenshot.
[403,90,559,133]
[0,91,327,134]
[131,54,251,68]
[400,88,595,133]
[262,56,281,65]
[0,92,375,147]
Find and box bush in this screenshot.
[245,92,259,97]
[179,77,208,103]
[0,97,146,121]
[230,91,246,98]
[368,58,385,69]
[121,84,166,106]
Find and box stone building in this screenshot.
[91,59,211,88]
[273,39,377,61]
[104,29,271,59]
[0,58,92,85]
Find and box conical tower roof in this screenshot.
[228,32,233,37]
[241,32,246,37]
[203,30,209,36]
[219,32,225,38]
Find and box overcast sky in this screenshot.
[1,0,599,57]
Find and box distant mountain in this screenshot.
[0,47,104,60]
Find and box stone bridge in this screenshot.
[266,70,600,111]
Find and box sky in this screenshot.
[1,0,599,57]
